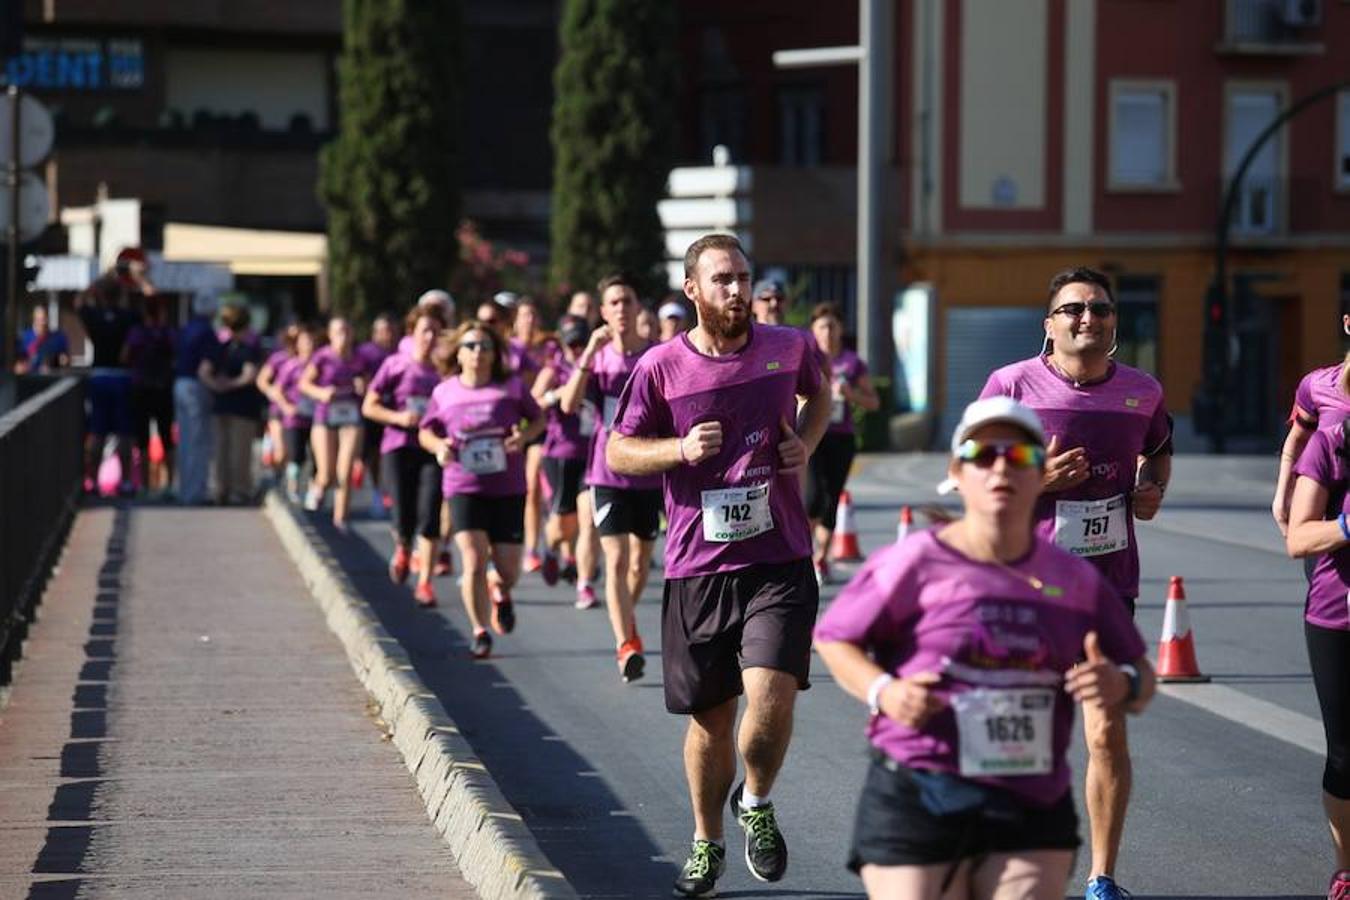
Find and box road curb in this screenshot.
[262,491,578,900]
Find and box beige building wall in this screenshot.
[1063,0,1096,234]
[958,0,1048,210]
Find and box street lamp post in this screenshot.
[772,0,893,376]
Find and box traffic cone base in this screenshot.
[830,490,863,561]
[1156,575,1210,683]
[896,505,914,543]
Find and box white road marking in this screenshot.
[1159,682,1324,757]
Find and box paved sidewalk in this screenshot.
[0,504,475,899]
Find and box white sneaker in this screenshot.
[303,486,323,511]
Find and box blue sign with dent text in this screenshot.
[1,37,144,91]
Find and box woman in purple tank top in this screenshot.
[816,397,1153,899]
[257,323,299,481]
[299,317,369,529]
[1274,308,1350,537]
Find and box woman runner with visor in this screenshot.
[418,320,545,659]
[815,396,1154,900]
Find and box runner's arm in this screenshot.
[843,372,881,412]
[796,372,833,456]
[1287,474,1350,558]
[297,363,331,404]
[1273,413,1315,535]
[814,639,945,728]
[361,389,413,428]
[606,432,683,476]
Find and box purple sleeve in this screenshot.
[850,355,869,383]
[613,357,671,438]
[1294,372,1317,421]
[813,547,908,646]
[1294,429,1337,486]
[1093,573,1148,663]
[1143,399,1172,457]
[977,370,1007,400]
[795,333,824,397]
[368,356,395,397]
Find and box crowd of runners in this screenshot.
[35,232,1350,900]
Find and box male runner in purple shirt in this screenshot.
[608,234,831,897]
[560,274,661,683]
[977,266,1172,900]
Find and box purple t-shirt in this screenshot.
[586,342,662,491]
[1293,428,1350,630]
[420,375,541,498]
[397,334,415,357]
[356,341,393,380]
[507,338,542,379]
[542,358,593,461]
[368,353,442,455]
[1294,364,1350,435]
[613,324,823,578]
[308,346,368,427]
[979,357,1171,599]
[814,529,1145,807]
[277,356,313,428]
[826,348,869,436]
[262,348,292,418]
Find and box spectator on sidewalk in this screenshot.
[14,303,70,374]
[77,248,154,495]
[207,304,264,505]
[174,293,222,505]
[123,295,178,498]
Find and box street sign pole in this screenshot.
[3,86,19,375]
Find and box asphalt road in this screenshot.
[318,453,1328,900]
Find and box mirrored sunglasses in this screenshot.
[955,440,1046,469]
[1051,301,1115,319]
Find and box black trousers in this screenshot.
[380,445,443,546]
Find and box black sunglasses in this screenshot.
[1051,301,1115,319]
[460,340,493,352]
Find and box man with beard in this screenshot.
[607,234,831,897]
[559,274,660,682]
[977,266,1171,900]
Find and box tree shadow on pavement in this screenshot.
[310,515,678,899]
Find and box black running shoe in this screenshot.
[471,630,492,660]
[729,783,787,882]
[672,839,725,897]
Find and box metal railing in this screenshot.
[0,376,85,687]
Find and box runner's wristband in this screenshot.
[1118,663,1141,704]
[866,673,896,716]
[1339,512,1350,542]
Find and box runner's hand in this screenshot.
[1272,497,1290,537]
[581,325,612,366]
[878,672,945,728]
[1065,632,1128,709]
[1042,434,1089,492]
[399,409,421,429]
[1132,480,1163,520]
[681,421,722,464]
[504,425,525,454]
[777,415,808,475]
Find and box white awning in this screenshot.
[163,222,327,277]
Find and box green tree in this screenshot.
[550,0,676,297]
[319,0,462,325]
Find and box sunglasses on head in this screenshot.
[1051,301,1115,319]
[460,339,493,352]
[955,440,1046,469]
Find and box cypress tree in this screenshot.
[550,0,676,297]
[319,0,462,324]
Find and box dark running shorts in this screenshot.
[542,456,585,516]
[661,557,819,714]
[848,753,1080,871]
[448,493,526,545]
[591,485,661,540]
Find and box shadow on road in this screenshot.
[309,514,678,898]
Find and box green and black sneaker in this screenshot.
[729,782,787,882]
[672,839,725,897]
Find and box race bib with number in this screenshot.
[460,436,507,475]
[951,687,1054,777]
[326,400,360,427]
[295,397,316,418]
[404,395,428,417]
[602,395,620,430]
[1053,494,1128,557]
[578,400,598,437]
[700,483,773,543]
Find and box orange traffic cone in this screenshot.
[1156,576,1209,683]
[830,490,863,561]
[896,505,914,543]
